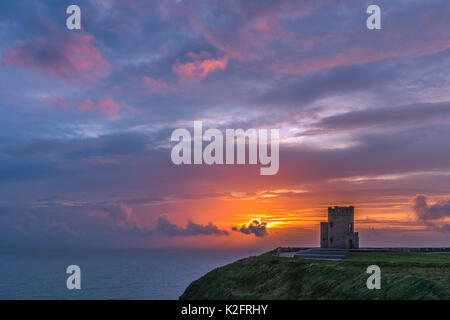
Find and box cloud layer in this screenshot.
[153,215,229,237]
[1,0,450,248]
[411,195,450,233]
[232,220,268,237]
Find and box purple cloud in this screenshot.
[232,220,268,237]
[3,31,110,82]
[412,195,450,221]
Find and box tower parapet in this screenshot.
[328,206,354,216]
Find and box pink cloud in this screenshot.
[77,97,127,118]
[181,2,450,76]
[98,97,123,118]
[42,96,126,118]
[3,33,110,82]
[142,76,168,92]
[173,53,228,82]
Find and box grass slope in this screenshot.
[180,250,450,300]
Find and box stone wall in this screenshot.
[320,222,328,248]
[320,206,359,249]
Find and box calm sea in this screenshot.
[0,248,260,299]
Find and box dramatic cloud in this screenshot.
[232,220,268,237]
[2,1,450,248]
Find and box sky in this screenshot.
[1,0,450,250]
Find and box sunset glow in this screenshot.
[0,0,450,251]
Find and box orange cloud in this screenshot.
[173,53,228,82]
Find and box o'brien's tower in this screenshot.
[320,206,359,249]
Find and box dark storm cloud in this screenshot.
[232,220,268,237]
[152,215,229,237]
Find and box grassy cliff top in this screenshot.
[180,250,450,300]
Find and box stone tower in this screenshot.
[320,206,359,249]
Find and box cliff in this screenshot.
[180,250,450,300]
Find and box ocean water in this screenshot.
[0,248,259,299]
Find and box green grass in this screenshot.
[179,251,450,300]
